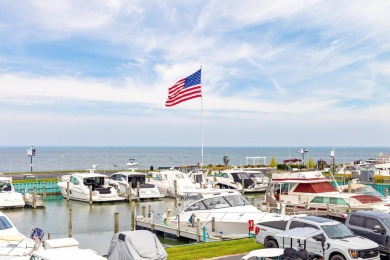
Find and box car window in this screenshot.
[366,218,383,230]
[349,215,365,226]
[289,221,306,229]
[305,223,320,230]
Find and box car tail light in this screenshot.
[255,227,260,235]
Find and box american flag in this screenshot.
[165,69,202,107]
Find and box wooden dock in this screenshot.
[135,216,247,242]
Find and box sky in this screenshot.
[1,0,390,147]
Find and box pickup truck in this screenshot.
[255,215,380,260]
[345,210,390,257]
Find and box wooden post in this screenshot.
[250,197,255,206]
[137,182,140,202]
[242,179,245,194]
[176,215,180,237]
[66,181,70,201]
[42,186,47,208]
[174,180,178,208]
[48,233,51,240]
[33,187,37,209]
[89,185,93,205]
[131,202,135,231]
[114,212,119,234]
[129,186,133,203]
[142,206,146,218]
[212,217,215,232]
[68,209,72,237]
[213,172,217,183]
[148,205,151,217]
[196,219,200,242]
[151,210,155,231]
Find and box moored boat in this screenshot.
[57,166,125,203]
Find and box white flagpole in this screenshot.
[201,67,204,168]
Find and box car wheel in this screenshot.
[264,239,278,248]
[330,254,346,260]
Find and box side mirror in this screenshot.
[373,225,381,233]
[314,235,326,243]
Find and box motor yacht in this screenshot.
[268,170,382,212]
[148,169,196,197]
[57,166,125,203]
[209,169,266,193]
[108,171,163,200]
[0,176,25,209]
[170,189,289,236]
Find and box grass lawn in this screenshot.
[165,238,262,260]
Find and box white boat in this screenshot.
[209,169,266,193]
[148,169,196,197]
[170,189,290,236]
[108,171,163,200]
[0,176,25,209]
[57,166,125,203]
[0,210,99,259]
[244,170,269,190]
[186,169,212,188]
[268,170,382,211]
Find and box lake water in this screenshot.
[1,146,389,173]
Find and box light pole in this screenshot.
[27,145,36,172]
[330,148,335,176]
[298,148,308,168]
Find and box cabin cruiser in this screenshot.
[57,166,125,203]
[108,171,163,200]
[209,169,266,193]
[0,176,25,209]
[170,189,290,236]
[267,170,382,212]
[148,169,196,197]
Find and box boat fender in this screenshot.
[248,220,254,231]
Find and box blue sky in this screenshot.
[1,1,389,147]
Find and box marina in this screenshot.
[2,147,390,259]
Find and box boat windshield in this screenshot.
[184,194,250,212]
[321,223,354,239]
[357,186,385,199]
[249,173,265,178]
[224,194,251,206]
[0,216,13,230]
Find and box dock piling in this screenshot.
[212,217,215,232]
[66,182,70,201]
[68,209,72,237]
[33,187,37,209]
[196,219,200,242]
[142,206,146,217]
[42,186,46,208]
[89,185,93,205]
[137,182,140,202]
[114,212,119,234]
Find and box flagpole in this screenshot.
[200,67,204,169]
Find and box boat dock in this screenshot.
[135,216,246,242]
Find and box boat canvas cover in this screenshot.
[107,230,167,260]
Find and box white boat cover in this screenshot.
[107,230,167,260]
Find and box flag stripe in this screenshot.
[165,69,202,107]
[166,86,202,107]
